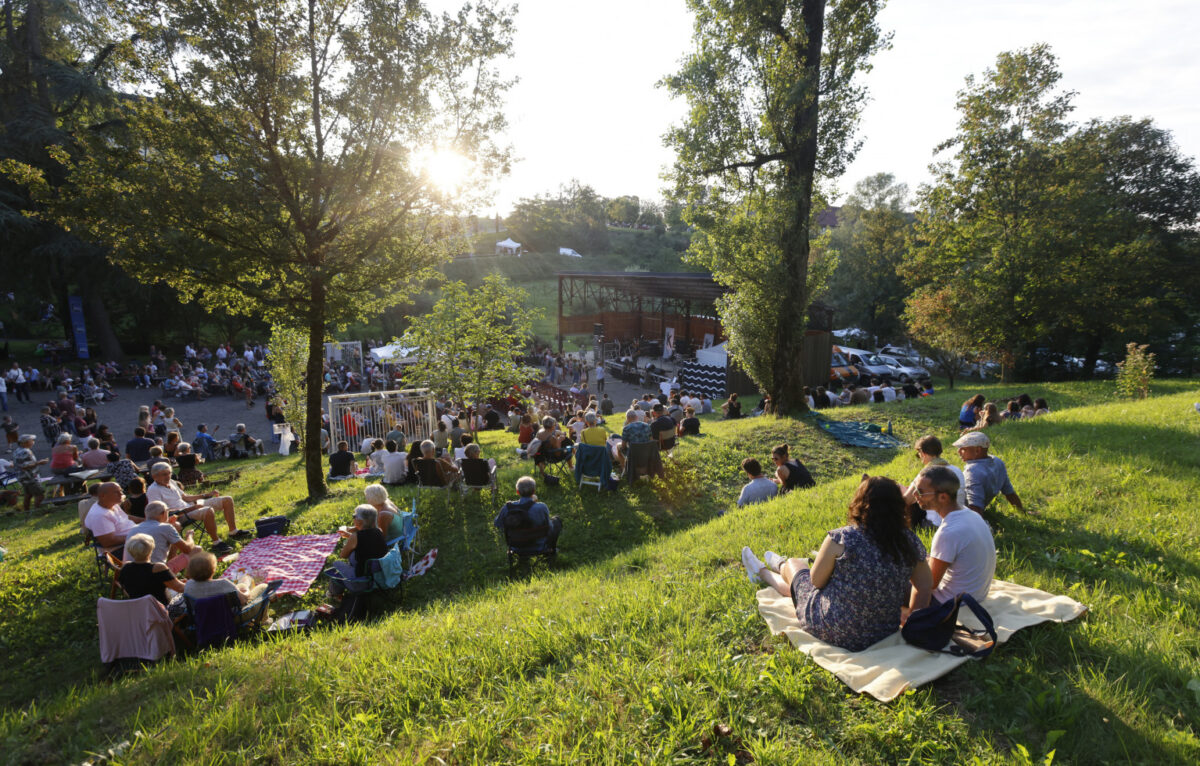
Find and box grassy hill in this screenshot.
[2,380,1199,763]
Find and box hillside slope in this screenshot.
[2,382,1198,764]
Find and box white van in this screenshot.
[838,346,895,383]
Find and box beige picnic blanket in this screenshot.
[756,579,1087,702]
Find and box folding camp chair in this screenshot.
[573,443,611,493]
[322,555,404,622]
[535,441,575,485]
[459,458,498,505]
[498,503,559,569]
[181,579,282,648]
[413,458,457,506]
[386,501,421,571]
[623,441,665,485]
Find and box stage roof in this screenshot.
[555,271,727,304]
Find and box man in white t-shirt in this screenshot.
[915,465,996,603]
[146,462,248,554]
[903,435,967,526]
[84,482,136,550]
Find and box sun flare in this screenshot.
[416,147,472,192]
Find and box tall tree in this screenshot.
[822,173,910,345]
[58,0,514,498]
[1052,117,1200,375]
[904,46,1200,379]
[399,274,540,427]
[903,44,1074,377]
[0,0,129,358]
[664,0,888,412]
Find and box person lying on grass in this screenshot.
[741,476,933,652]
[913,466,996,604]
[952,432,1031,515]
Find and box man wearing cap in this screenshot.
[953,431,1028,514]
[145,462,249,554]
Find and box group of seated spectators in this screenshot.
[958,393,1050,431]
[740,429,1026,653]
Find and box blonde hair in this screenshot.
[126,533,155,562]
[186,551,217,581]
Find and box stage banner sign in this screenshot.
[68,295,89,359]
[663,327,675,359]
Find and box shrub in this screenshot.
[1115,342,1155,399]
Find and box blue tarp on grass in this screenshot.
[808,414,905,449]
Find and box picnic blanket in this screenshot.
[811,415,905,449]
[222,534,340,597]
[756,579,1087,701]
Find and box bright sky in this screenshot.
[480,0,1200,216]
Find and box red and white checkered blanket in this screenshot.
[222,534,340,597]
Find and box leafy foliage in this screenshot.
[505,181,610,254]
[1115,342,1155,399]
[821,173,911,344]
[904,45,1200,379]
[664,0,888,410]
[54,0,515,496]
[266,322,309,435]
[399,274,542,415]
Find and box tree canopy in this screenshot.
[904,45,1200,379]
[664,0,888,410]
[399,274,541,420]
[821,173,911,345]
[55,0,515,497]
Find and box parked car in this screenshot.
[877,354,929,382]
[836,346,895,383]
[830,351,859,385]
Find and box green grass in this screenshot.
[2,380,1199,763]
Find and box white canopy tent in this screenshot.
[369,343,420,365]
[695,341,728,368]
[495,237,521,255]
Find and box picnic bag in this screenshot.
[255,515,291,538]
[901,592,997,658]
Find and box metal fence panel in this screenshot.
[327,389,436,454]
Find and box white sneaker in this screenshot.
[740,546,764,583]
[764,550,786,572]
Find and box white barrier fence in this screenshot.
[327,389,437,454]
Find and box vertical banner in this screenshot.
[663,327,675,359]
[68,295,89,359]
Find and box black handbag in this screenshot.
[901,592,997,658]
[254,515,291,538]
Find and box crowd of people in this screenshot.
[742,428,1027,653]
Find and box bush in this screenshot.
[1115,342,1155,399]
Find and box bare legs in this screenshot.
[742,546,810,598]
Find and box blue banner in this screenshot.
[68,295,89,359]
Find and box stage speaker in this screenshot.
[593,323,604,336]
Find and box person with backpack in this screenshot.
[493,476,562,550]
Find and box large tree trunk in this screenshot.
[769,0,826,414]
[82,288,124,360]
[303,285,328,500]
[1081,334,1102,378]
